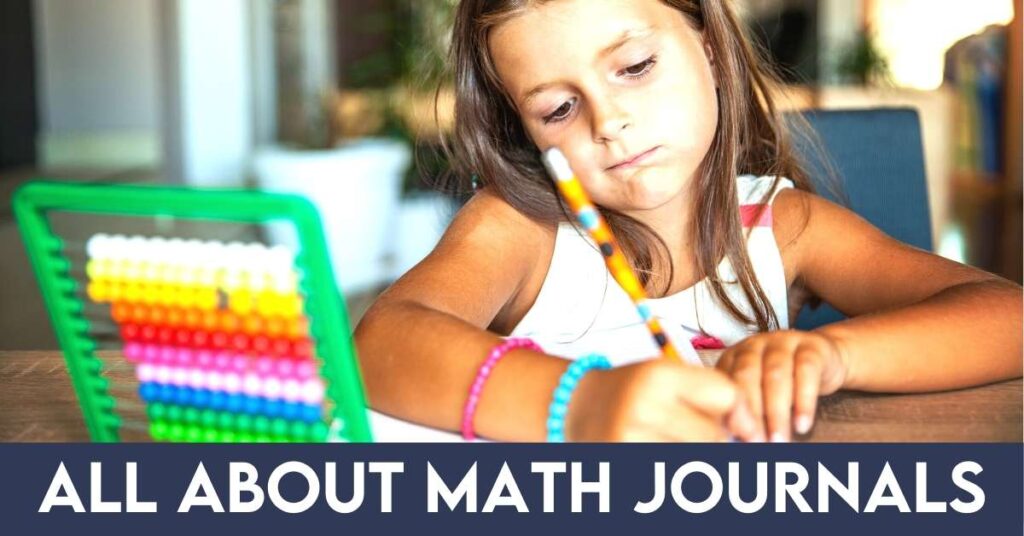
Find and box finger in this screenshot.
[727,390,766,442]
[715,349,735,371]
[672,366,739,417]
[793,347,823,435]
[618,429,672,443]
[762,346,794,442]
[667,403,731,442]
[730,350,765,429]
[643,424,724,443]
[625,402,729,442]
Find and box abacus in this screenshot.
[13,182,372,442]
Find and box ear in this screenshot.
[702,32,715,63]
[701,32,719,88]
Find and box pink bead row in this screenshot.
[123,342,317,380]
[461,338,542,441]
[135,363,325,404]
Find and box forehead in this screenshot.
[488,0,683,95]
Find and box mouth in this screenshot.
[606,146,661,171]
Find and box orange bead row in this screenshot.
[110,303,310,340]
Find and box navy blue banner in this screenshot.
[0,443,1020,535]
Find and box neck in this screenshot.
[619,186,696,295]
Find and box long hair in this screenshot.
[440,0,819,331]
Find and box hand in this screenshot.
[564,358,763,442]
[715,330,848,442]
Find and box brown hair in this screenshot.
[440,0,819,331]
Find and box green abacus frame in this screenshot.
[12,181,373,442]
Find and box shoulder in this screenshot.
[439,188,556,253]
[437,189,558,332]
[770,181,996,318]
[769,186,813,284]
[376,188,557,330]
[771,184,891,284]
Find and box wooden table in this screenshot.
[0,349,1020,442]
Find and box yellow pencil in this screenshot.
[542,148,682,361]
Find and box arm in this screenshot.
[355,190,563,440]
[718,188,1022,441]
[356,191,756,441]
[788,190,1022,392]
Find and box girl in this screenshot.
[354,0,1022,442]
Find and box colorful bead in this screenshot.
[86,233,327,443]
[546,353,612,442]
[461,338,543,441]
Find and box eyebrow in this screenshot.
[520,26,655,107]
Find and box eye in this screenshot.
[619,55,657,79]
[543,98,576,124]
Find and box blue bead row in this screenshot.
[546,353,612,442]
[138,382,321,422]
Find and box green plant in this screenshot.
[835,31,892,86]
[273,0,337,149]
[341,0,456,194]
[345,0,454,91]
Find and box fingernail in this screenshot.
[795,415,813,435]
[770,432,789,443]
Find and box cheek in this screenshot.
[561,148,604,184]
[649,70,718,156]
[625,36,719,155]
[518,124,607,196]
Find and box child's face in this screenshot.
[490,0,719,214]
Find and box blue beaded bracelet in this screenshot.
[547,353,612,442]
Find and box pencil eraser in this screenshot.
[541,148,574,182]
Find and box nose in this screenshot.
[591,96,631,144]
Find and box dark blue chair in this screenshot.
[791,108,933,329]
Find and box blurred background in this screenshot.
[0,0,1020,350]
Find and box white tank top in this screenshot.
[509,175,794,367]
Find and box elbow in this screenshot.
[353,300,400,409]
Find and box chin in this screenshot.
[584,166,689,212]
[620,168,687,210]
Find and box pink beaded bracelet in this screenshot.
[461,337,542,441]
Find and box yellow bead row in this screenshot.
[85,258,298,293]
[87,280,305,317]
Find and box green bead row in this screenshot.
[147,402,328,442]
